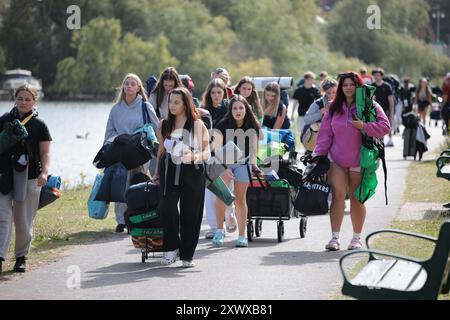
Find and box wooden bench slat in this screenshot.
[441,166,450,174]
[351,260,397,287]
[376,260,426,291]
[407,268,428,291]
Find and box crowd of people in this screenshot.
[1,64,449,272]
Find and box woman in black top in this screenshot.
[200,78,237,238]
[200,78,229,128]
[211,95,262,247]
[0,85,51,273]
[262,82,290,130]
[153,87,210,267]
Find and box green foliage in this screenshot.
[229,58,275,81]
[223,0,304,75]
[327,0,450,80]
[54,18,122,95]
[116,34,179,85]
[53,18,178,95]
[1,0,449,97]
[145,0,235,80]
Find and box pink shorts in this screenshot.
[328,154,361,173]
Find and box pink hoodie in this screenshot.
[314,101,391,168]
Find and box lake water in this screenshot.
[0,101,113,187]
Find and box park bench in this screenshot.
[339,221,450,300]
[436,149,450,208]
[436,149,450,181]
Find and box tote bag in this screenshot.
[88,174,109,219]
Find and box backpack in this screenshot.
[300,98,324,151]
[146,76,157,97]
[383,74,400,101]
[280,89,290,112]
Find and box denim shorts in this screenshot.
[228,164,251,182]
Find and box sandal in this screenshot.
[212,230,225,247]
[235,236,248,247]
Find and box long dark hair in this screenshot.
[161,87,200,139]
[152,67,182,110]
[234,77,263,119]
[329,71,364,117]
[224,95,260,136]
[201,78,228,113]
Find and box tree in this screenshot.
[54,18,122,95]
[54,17,179,96]
[141,0,236,91]
[326,0,450,79]
[116,34,179,84]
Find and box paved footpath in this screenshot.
[0,125,446,300]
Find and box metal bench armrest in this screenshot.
[436,155,450,171]
[439,149,450,157]
[365,229,437,250]
[339,249,426,283]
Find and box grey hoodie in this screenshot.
[104,94,159,144]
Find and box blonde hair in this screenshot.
[15,84,39,101]
[115,73,148,104]
[262,82,281,116]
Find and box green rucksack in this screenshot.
[354,85,388,205]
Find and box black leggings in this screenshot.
[158,156,205,261]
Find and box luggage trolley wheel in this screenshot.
[277,221,284,242]
[299,216,307,238]
[141,249,146,263]
[247,220,254,242]
[255,219,263,237]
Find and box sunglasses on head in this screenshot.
[213,68,225,74]
[338,72,357,79]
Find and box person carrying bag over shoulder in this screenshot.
[0,84,52,274]
[312,72,390,252]
[101,73,159,233]
[152,87,211,268]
